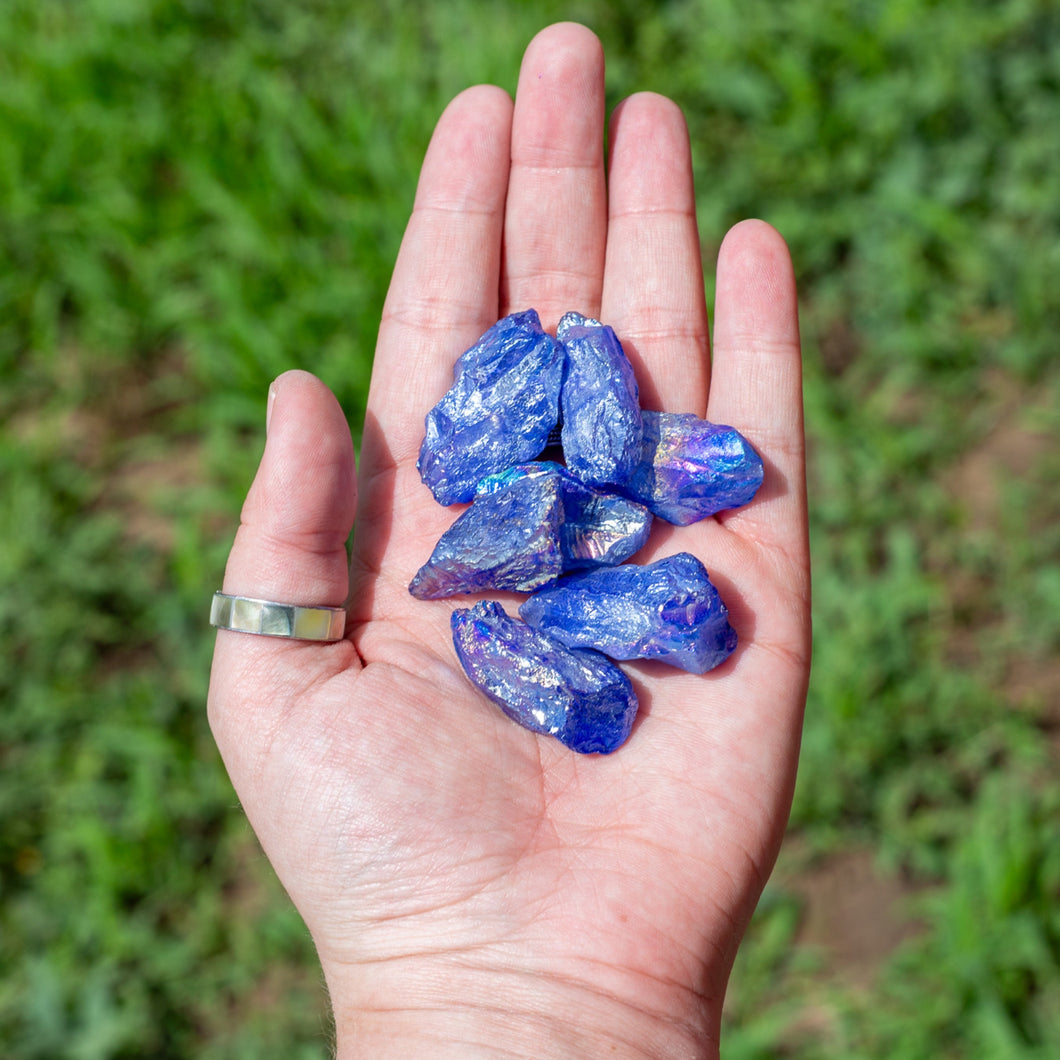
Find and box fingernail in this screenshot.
[266,380,279,435]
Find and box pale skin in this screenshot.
[208,22,810,1060]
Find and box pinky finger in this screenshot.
[707,220,807,568]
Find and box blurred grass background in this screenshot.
[1,0,1057,1056]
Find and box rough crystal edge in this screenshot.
[557,314,643,488]
[416,309,565,506]
[451,601,639,755]
[519,553,738,674]
[620,411,765,525]
[409,462,652,600]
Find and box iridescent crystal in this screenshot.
[409,462,651,599]
[412,310,760,753]
[621,411,764,525]
[478,463,652,569]
[416,310,565,505]
[560,483,652,570]
[556,311,643,487]
[451,600,639,754]
[409,464,565,598]
[519,552,737,674]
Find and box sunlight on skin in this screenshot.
[209,22,809,1059]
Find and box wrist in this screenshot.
[322,953,721,1059]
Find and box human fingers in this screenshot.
[600,92,710,414]
[208,370,360,746]
[352,85,513,614]
[367,84,513,471]
[708,220,807,574]
[501,22,607,330]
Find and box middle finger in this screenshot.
[500,23,608,331]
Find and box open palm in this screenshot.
[208,23,810,1058]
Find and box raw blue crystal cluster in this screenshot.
[619,411,765,525]
[519,553,737,674]
[409,462,651,599]
[475,463,652,568]
[452,601,638,754]
[417,309,565,506]
[413,311,763,753]
[556,312,643,487]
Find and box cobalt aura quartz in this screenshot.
[620,411,764,525]
[556,311,643,488]
[519,552,737,674]
[409,462,651,599]
[416,309,566,506]
[451,601,639,754]
[410,309,765,752]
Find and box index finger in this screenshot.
[352,86,514,606]
[366,84,514,470]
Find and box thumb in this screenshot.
[221,369,357,611]
[207,370,359,846]
[208,368,359,709]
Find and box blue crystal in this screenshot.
[556,311,643,487]
[477,462,652,570]
[409,462,651,599]
[451,601,638,754]
[620,411,764,525]
[411,311,758,753]
[560,481,652,570]
[519,552,737,674]
[472,459,567,497]
[410,464,564,598]
[417,309,566,505]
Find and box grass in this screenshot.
[1,0,1057,1056]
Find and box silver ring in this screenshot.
[210,592,346,642]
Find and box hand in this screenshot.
[208,22,810,1059]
